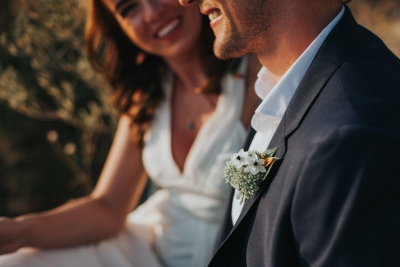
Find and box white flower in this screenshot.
[244,153,266,175]
[224,147,281,204]
[230,149,248,168]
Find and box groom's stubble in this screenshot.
[200,0,276,60]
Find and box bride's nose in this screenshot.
[178,0,197,6]
[143,1,165,23]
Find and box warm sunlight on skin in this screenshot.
[179,0,342,78]
[102,0,202,61]
[178,0,196,6]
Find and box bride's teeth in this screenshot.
[157,19,180,38]
[208,11,220,21]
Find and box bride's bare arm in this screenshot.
[0,115,148,254]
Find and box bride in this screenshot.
[0,0,260,266]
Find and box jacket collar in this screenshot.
[284,6,365,138]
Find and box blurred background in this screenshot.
[0,0,399,217]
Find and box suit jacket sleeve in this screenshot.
[291,125,400,266]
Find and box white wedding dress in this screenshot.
[0,59,248,267]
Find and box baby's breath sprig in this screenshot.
[224,147,280,204]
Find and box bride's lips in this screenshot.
[201,7,222,29]
[154,17,182,40]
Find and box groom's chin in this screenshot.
[213,44,248,60]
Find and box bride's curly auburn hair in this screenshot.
[85,0,239,146]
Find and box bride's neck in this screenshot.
[164,52,207,92]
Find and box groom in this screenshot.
[179,0,400,266]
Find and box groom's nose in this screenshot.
[178,0,198,6]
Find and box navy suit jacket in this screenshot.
[210,7,400,267]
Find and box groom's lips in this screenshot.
[201,7,222,29]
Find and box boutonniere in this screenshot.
[224,147,281,204]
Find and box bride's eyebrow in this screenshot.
[115,0,129,10]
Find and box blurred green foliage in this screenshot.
[348,0,400,57]
[0,0,118,216]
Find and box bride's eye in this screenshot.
[116,0,139,18]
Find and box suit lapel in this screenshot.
[284,6,365,137]
[244,126,257,151]
[222,5,367,241]
[215,126,258,245]
[232,120,286,229]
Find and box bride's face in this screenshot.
[102,0,203,59]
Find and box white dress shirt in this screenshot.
[231,6,345,224]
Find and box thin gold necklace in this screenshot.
[174,77,217,131]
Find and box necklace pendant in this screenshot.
[187,121,195,130]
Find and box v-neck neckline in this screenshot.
[166,76,224,177]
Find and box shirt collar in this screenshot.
[252,6,345,134]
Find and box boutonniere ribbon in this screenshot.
[224,147,281,204]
